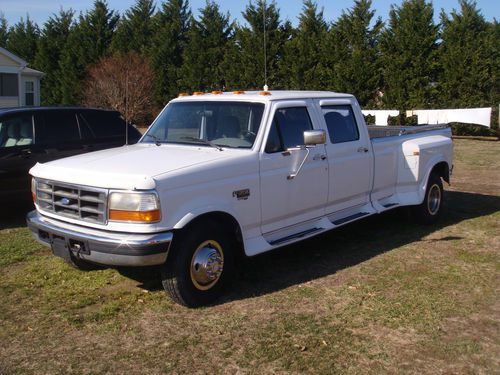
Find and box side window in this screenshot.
[265,107,313,153]
[322,105,360,144]
[79,111,126,138]
[0,114,33,148]
[264,118,282,153]
[35,111,80,144]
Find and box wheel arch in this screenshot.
[431,161,450,184]
[171,210,246,260]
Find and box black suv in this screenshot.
[0,107,142,200]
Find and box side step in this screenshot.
[269,227,323,246]
[383,203,398,208]
[331,212,370,226]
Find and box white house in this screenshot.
[0,47,43,108]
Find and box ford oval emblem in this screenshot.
[61,198,71,206]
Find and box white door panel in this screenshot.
[259,102,329,234]
[318,102,373,214]
[260,147,328,233]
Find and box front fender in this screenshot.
[172,204,241,230]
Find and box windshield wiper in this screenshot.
[180,137,223,151]
[143,133,162,146]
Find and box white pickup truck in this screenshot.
[27,91,453,307]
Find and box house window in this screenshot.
[0,73,18,96]
[25,81,34,106]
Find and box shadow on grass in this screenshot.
[117,190,500,303]
[3,190,499,303]
[0,196,35,230]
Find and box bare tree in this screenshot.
[83,52,155,126]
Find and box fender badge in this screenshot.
[232,189,250,200]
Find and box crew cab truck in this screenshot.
[26,91,453,307]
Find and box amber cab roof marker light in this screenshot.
[211,90,222,95]
[178,92,189,97]
[192,91,204,95]
[259,91,271,96]
[233,90,245,94]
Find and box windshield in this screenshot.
[142,101,265,149]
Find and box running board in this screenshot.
[331,212,370,226]
[269,227,323,246]
[383,203,398,208]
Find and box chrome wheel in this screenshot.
[427,183,441,215]
[190,240,224,291]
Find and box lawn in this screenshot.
[0,139,498,374]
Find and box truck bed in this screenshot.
[367,124,449,138]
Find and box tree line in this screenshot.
[0,0,498,129]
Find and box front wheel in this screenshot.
[161,221,234,307]
[412,172,444,225]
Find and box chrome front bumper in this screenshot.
[26,210,172,267]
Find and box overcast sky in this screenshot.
[1,0,498,27]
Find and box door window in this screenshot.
[322,105,359,144]
[35,111,80,144]
[265,107,313,153]
[0,114,33,147]
[79,111,126,138]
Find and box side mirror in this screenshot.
[303,130,326,146]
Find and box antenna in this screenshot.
[125,59,129,146]
[263,0,268,91]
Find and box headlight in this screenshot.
[108,192,161,223]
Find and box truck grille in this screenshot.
[35,179,108,224]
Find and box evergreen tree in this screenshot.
[150,0,191,104]
[227,0,292,90]
[328,0,383,107]
[179,1,234,91]
[380,0,439,109]
[34,10,74,105]
[439,0,495,108]
[58,1,119,104]
[0,14,8,48]
[281,0,328,90]
[111,0,156,54]
[6,16,39,64]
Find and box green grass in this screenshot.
[0,139,498,374]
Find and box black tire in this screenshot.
[161,221,235,307]
[412,172,444,225]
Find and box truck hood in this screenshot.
[30,144,229,190]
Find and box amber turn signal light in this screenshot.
[109,209,161,223]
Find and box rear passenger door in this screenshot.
[317,100,373,214]
[259,101,329,234]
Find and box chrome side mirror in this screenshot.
[304,130,326,146]
[287,130,327,180]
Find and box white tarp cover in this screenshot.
[406,108,492,127]
[361,110,400,126]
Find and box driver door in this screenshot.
[259,101,329,234]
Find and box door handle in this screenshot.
[313,154,327,161]
[357,147,369,153]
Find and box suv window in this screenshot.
[0,114,33,148]
[79,111,126,138]
[35,111,80,144]
[321,105,360,144]
[265,107,313,153]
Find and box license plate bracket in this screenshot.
[51,236,72,262]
